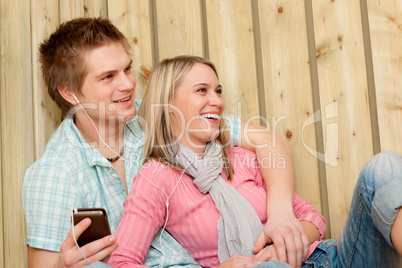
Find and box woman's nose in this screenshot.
[208,92,223,107]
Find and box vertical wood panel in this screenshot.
[205,0,259,120]
[311,0,374,237]
[155,0,204,60]
[31,1,62,159]
[257,1,322,213]
[108,0,153,99]
[85,0,108,18]
[4,2,402,267]
[367,0,402,155]
[0,0,4,264]
[1,0,34,266]
[59,0,85,22]
[60,0,104,21]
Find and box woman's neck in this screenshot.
[179,138,206,158]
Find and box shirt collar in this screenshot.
[63,117,112,167]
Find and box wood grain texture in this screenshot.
[108,0,153,99]
[84,0,108,18]
[4,1,402,267]
[205,0,259,120]
[31,0,62,158]
[0,1,4,265]
[59,0,85,23]
[311,0,374,237]
[367,0,402,155]
[1,0,34,266]
[257,0,322,214]
[155,0,204,59]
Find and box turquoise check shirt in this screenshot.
[23,99,240,267]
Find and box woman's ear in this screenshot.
[58,85,79,105]
[168,102,174,113]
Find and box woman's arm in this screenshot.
[300,221,320,245]
[238,120,309,267]
[292,193,326,241]
[108,164,169,268]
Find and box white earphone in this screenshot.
[72,93,80,104]
[70,91,194,267]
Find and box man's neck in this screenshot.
[74,112,125,152]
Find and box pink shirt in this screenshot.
[109,147,326,267]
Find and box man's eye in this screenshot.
[102,74,113,80]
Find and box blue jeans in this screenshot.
[254,152,402,268]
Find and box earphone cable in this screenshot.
[76,101,206,267]
[71,208,89,266]
[77,102,128,162]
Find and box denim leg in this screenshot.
[303,239,337,267]
[337,152,402,268]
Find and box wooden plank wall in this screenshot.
[1,0,35,267]
[310,0,375,237]
[0,0,401,266]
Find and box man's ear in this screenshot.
[58,85,78,105]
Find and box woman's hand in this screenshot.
[218,254,261,268]
[252,210,309,268]
[254,244,279,262]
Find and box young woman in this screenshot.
[107,56,326,268]
[108,56,402,268]
[26,17,316,267]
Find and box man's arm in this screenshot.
[28,247,59,268]
[237,120,309,268]
[28,219,118,268]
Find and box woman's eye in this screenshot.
[216,88,222,94]
[125,66,132,73]
[197,88,207,93]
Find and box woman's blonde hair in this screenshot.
[138,55,234,180]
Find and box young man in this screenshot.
[23,17,307,267]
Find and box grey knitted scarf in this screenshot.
[171,141,263,262]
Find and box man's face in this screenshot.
[76,42,137,125]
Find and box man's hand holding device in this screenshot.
[72,208,111,247]
[56,208,118,267]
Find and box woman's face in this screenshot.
[170,62,225,153]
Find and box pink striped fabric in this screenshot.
[109,147,326,267]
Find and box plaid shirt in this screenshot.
[23,99,240,267]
